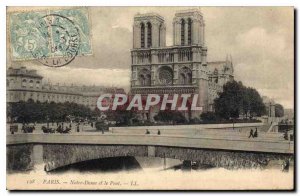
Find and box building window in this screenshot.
[141,23,145,48]
[29,80,34,88]
[158,66,173,85]
[36,81,40,89]
[6,79,9,87]
[138,68,151,86]
[158,24,162,47]
[22,79,27,88]
[10,79,15,87]
[188,18,192,45]
[215,77,218,83]
[181,19,185,46]
[147,22,152,48]
[179,67,192,85]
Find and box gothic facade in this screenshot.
[130,9,234,120]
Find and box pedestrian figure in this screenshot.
[254,129,258,138]
[157,129,161,135]
[69,123,72,128]
[91,122,93,127]
[248,129,254,138]
[10,125,15,135]
[282,159,290,172]
[56,122,59,127]
[146,129,150,134]
[102,128,104,134]
[284,131,288,140]
[77,125,80,132]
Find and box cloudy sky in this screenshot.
[7,7,294,108]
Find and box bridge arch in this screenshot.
[37,144,292,172]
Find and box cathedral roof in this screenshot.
[207,60,234,76]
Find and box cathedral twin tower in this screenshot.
[130,9,210,120]
[132,9,205,48]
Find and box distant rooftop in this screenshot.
[7,66,43,79]
[207,60,234,75]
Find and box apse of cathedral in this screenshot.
[130,9,234,120]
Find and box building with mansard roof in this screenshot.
[130,9,234,120]
[6,66,125,110]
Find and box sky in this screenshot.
[7,7,294,108]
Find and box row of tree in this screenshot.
[202,80,284,121]
[7,100,95,123]
[7,80,284,125]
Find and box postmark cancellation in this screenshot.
[8,7,92,67]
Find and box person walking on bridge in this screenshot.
[248,129,255,138]
[254,128,258,138]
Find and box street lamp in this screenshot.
[46,115,49,128]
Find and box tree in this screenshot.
[154,110,186,124]
[7,101,94,123]
[275,104,284,117]
[200,111,218,122]
[246,87,266,118]
[214,80,265,120]
[214,81,244,119]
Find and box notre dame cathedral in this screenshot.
[130,9,234,121]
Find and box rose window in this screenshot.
[158,66,173,85]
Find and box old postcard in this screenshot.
[6,6,294,190]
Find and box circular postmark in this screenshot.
[30,14,81,67]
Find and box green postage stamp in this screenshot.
[8,7,92,67]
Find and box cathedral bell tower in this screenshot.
[130,9,210,120]
[133,13,166,48]
[173,9,205,46]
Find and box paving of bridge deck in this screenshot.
[7,131,294,154]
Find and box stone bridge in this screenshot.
[7,131,294,172]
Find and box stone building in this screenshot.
[6,66,124,110]
[130,9,234,120]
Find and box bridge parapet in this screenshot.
[7,133,294,154]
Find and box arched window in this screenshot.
[187,72,192,84]
[179,73,186,84]
[188,18,192,45]
[29,80,34,88]
[10,79,14,86]
[147,22,152,48]
[140,75,146,85]
[141,23,145,48]
[138,69,151,86]
[36,81,40,89]
[158,24,162,47]
[22,79,27,88]
[181,19,185,46]
[179,67,192,85]
[215,77,218,84]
